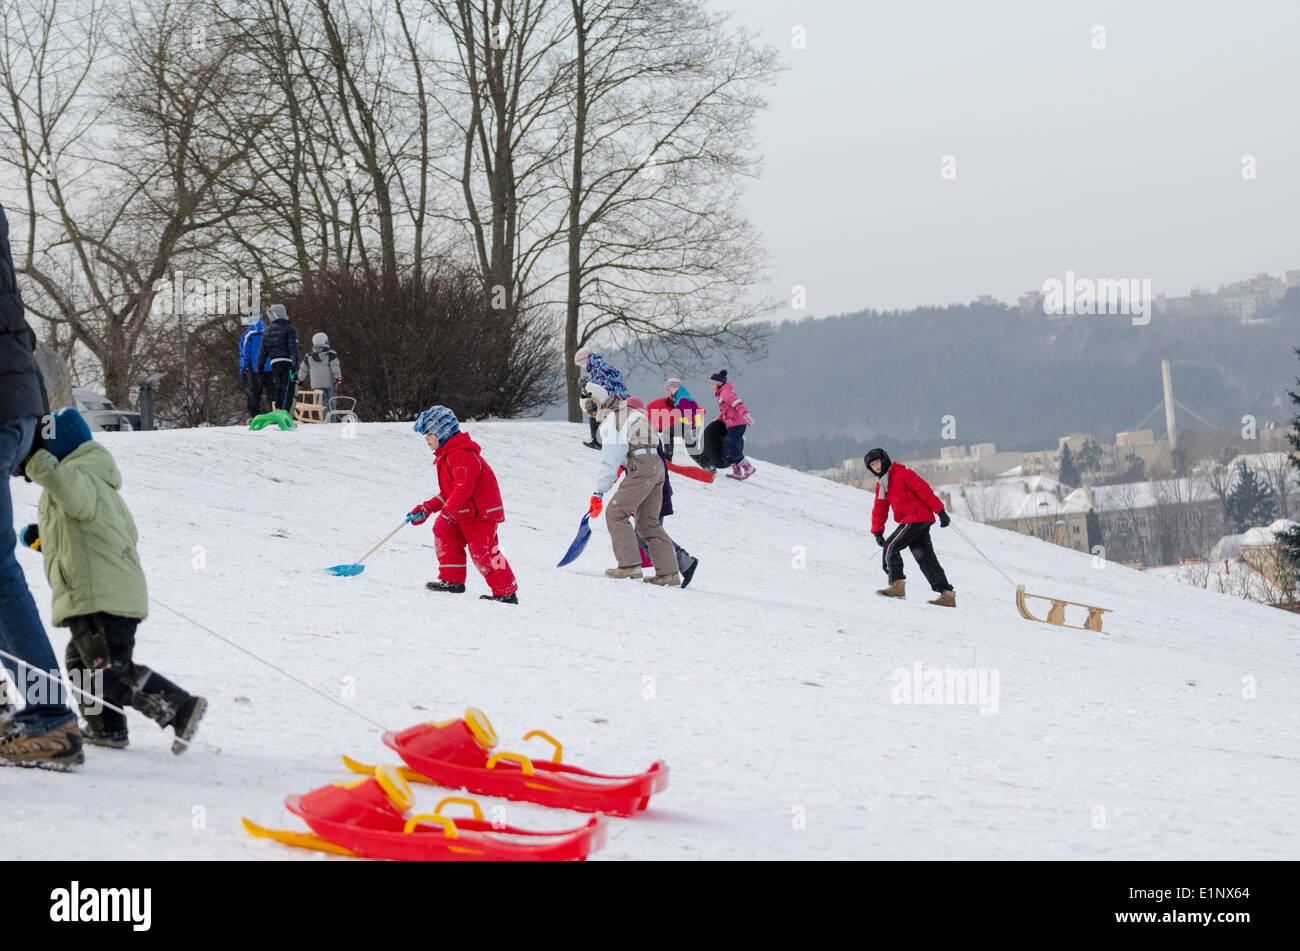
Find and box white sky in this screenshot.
[721,0,1300,318]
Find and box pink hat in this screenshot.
[574,348,591,367]
[665,377,682,390]
[626,395,647,412]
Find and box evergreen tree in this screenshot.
[1225,463,1276,532]
[1276,348,1300,572]
[1075,439,1103,477]
[1085,508,1103,553]
[1059,444,1080,486]
[1121,453,1146,482]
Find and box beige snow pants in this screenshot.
[606,449,676,573]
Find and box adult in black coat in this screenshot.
[0,201,82,767]
[255,303,300,412]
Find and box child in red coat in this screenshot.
[865,447,955,607]
[407,406,518,604]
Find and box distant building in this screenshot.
[1063,479,1224,566]
[939,475,1093,552]
[1018,290,1044,315]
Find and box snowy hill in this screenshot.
[4,421,1298,859]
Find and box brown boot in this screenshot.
[0,720,84,771]
[644,572,681,587]
[928,589,956,607]
[876,579,905,599]
[605,565,643,579]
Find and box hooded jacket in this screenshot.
[25,441,148,626]
[417,431,505,524]
[870,462,945,534]
[256,306,299,367]
[0,203,47,425]
[239,319,273,372]
[299,345,342,390]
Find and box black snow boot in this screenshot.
[479,593,519,604]
[426,580,466,594]
[681,555,699,589]
[583,439,601,450]
[169,696,207,755]
[82,726,129,749]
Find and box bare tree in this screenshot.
[555,0,780,419]
[962,483,1014,524]
[0,0,272,402]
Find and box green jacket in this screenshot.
[25,441,148,626]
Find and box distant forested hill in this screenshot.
[609,302,1299,469]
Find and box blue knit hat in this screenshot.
[709,369,728,385]
[47,407,93,460]
[414,405,460,446]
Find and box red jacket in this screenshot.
[871,463,945,534]
[420,432,505,524]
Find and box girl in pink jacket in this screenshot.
[708,370,756,480]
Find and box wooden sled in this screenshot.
[1015,585,1112,633]
[293,388,327,424]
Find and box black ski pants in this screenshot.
[65,612,193,737]
[246,369,273,418]
[882,522,952,592]
[269,362,296,412]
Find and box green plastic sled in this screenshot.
[249,409,297,431]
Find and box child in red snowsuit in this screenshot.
[408,406,518,604]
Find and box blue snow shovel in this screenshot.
[557,514,592,567]
[327,521,408,576]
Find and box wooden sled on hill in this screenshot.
[1015,585,1112,633]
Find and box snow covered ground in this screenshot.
[3,421,1298,859]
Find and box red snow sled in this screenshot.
[245,764,606,861]
[360,708,669,817]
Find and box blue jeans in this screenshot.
[0,416,74,734]
[723,424,747,465]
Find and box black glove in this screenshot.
[240,369,248,387]
[874,532,885,547]
[938,510,951,528]
[20,523,40,551]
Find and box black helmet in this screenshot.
[864,447,891,475]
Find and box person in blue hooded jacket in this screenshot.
[238,309,274,418]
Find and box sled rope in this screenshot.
[149,596,389,731]
[0,644,154,744]
[950,523,1018,587]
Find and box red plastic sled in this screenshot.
[369,708,669,817]
[646,397,707,433]
[248,765,607,861]
[665,458,715,483]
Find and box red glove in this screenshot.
[588,496,603,518]
[407,498,441,525]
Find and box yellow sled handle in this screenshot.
[523,729,563,763]
[486,752,534,775]
[404,814,458,838]
[376,763,415,811]
[465,707,498,749]
[435,797,484,821]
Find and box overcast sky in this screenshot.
[721,0,1300,318]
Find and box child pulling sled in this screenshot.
[866,447,956,607]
